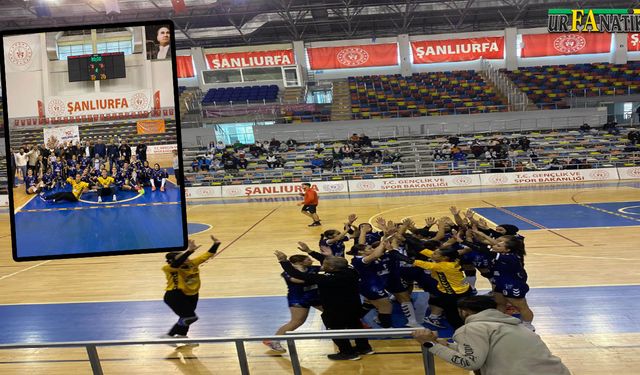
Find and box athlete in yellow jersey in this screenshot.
[96,169,116,203]
[40,173,88,203]
[162,235,221,341]
[411,246,472,329]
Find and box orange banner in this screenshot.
[628,33,640,52]
[206,50,295,69]
[411,37,504,64]
[137,119,165,134]
[307,43,398,70]
[521,33,611,58]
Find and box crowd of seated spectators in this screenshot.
[187,133,402,177]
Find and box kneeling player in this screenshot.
[151,163,168,192]
[96,169,116,203]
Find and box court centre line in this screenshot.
[0,260,51,282]
[481,200,584,247]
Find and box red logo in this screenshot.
[452,176,472,186]
[624,167,640,178]
[130,93,149,110]
[8,41,33,67]
[356,181,376,190]
[196,187,215,197]
[47,99,66,117]
[488,175,508,185]
[225,187,243,196]
[588,170,609,180]
[321,183,344,192]
[336,47,370,67]
[553,35,586,54]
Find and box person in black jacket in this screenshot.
[107,140,120,172]
[119,140,132,163]
[274,248,373,361]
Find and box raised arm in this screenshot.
[275,251,322,284]
[297,242,326,263]
[170,239,201,268]
[362,240,387,264]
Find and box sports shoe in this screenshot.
[138,188,145,195]
[160,186,165,192]
[263,340,286,353]
[113,195,117,202]
[405,321,424,328]
[308,221,321,227]
[173,334,199,347]
[356,348,375,355]
[327,353,361,361]
[97,196,102,203]
[424,316,446,328]
[152,186,156,191]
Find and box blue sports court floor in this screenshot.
[1,285,638,344]
[13,182,184,257]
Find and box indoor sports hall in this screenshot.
[1,1,640,375]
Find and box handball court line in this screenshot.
[203,204,283,261]
[0,260,51,282]
[481,200,584,247]
[571,192,640,224]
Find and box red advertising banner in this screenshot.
[628,33,640,52]
[307,43,398,70]
[206,50,295,69]
[411,37,504,64]
[521,33,611,58]
[176,55,195,78]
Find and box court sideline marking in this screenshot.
[0,260,51,282]
[571,192,640,223]
[481,200,584,247]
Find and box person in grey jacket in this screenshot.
[413,295,570,375]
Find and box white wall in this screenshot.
[150,59,175,107]
[5,71,42,118]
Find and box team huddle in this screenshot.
[13,142,171,203]
[266,207,533,354]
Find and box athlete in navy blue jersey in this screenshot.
[151,163,168,192]
[469,229,534,331]
[319,214,357,257]
[41,168,56,191]
[138,161,153,187]
[349,241,394,328]
[264,254,322,353]
[23,169,41,194]
[356,223,383,245]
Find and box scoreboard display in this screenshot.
[67,52,126,82]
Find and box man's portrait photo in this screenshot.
[146,24,172,60]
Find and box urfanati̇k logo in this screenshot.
[548,9,640,33]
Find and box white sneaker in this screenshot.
[97,196,102,203]
[113,195,117,202]
[263,340,286,353]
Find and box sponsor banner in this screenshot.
[307,43,398,70]
[137,119,166,134]
[205,49,295,70]
[43,125,79,149]
[45,90,152,117]
[348,175,481,192]
[222,181,348,197]
[411,36,504,64]
[520,33,611,58]
[0,195,8,207]
[617,166,640,180]
[185,186,222,199]
[628,33,640,52]
[147,144,178,154]
[480,168,619,186]
[3,34,42,73]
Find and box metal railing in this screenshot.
[480,59,529,111]
[0,328,435,375]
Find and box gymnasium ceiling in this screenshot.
[0,0,638,49]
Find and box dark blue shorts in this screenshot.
[359,284,388,300]
[385,274,409,294]
[494,281,530,299]
[301,205,317,214]
[288,293,321,308]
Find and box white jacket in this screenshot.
[429,309,571,375]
